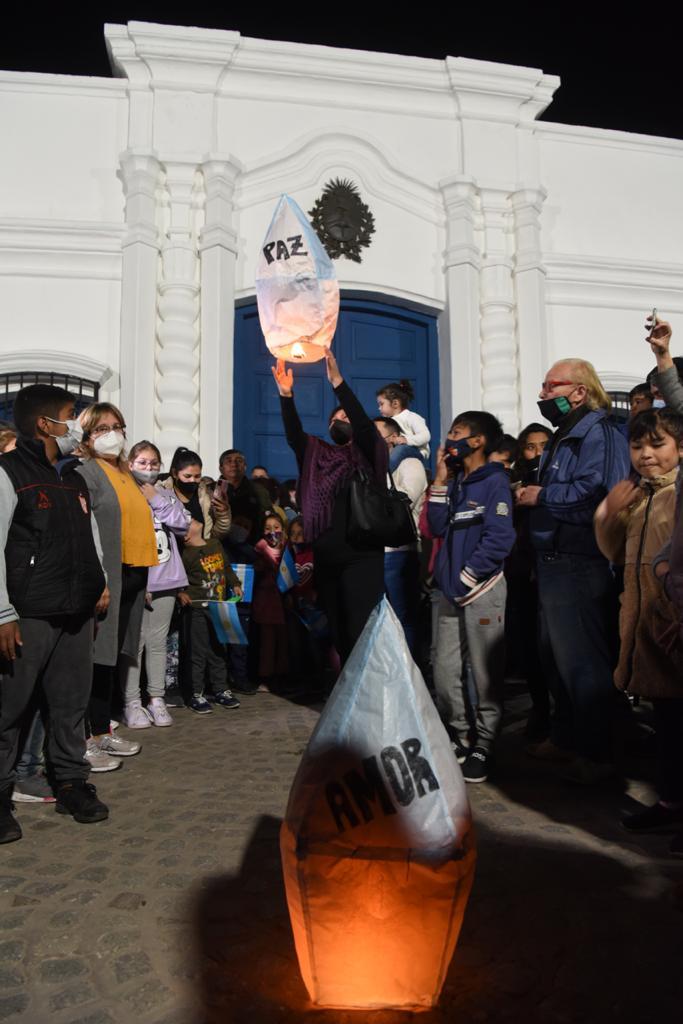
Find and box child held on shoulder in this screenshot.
[594,407,683,854]
[428,411,516,784]
[376,380,430,471]
[179,518,242,714]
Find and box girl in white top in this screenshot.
[376,380,431,470]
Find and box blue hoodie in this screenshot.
[529,408,630,557]
[428,461,515,602]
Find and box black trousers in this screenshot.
[188,607,228,696]
[0,614,93,789]
[314,548,384,666]
[652,699,683,804]
[88,564,148,735]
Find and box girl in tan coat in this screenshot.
[595,408,683,851]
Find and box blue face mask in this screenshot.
[652,398,666,409]
[445,436,474,466]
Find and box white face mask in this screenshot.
[131,468,159,485]
[46,417,83,456]
[652,398,666,409]
[93,430,125,458]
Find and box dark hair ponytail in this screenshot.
[376,380,415,409]
[170,446,203,475]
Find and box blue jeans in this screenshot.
[384,549,421,660]
[536,553,618,761]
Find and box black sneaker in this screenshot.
[622,802,683,834]
[462,747,490,784]
[452,742,470,765]
[55,780,109,824]
[0,793,22,844]
[213,689,241,709]
[230,680,259,695]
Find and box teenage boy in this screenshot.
[0,384,109,844]
[428,411,516,783]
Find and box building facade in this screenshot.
[1,21,682,473]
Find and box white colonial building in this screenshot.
[1,21,681,475]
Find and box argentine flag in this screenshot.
[230,564,255,603]
[277,546,298,594]
[208,601,248,646]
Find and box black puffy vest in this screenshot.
[1,439,105,617]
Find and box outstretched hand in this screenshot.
[325,350,343,389]
[646,314,673,365]
[271,359,293,397]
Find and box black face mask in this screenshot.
[519,455,541,483]
[329,420,353,446]
[537,396,572,426]
[175,478,199,497]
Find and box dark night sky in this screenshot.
[1,6,680,141]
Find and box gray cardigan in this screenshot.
[76,459,147,667]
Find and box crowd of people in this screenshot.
[1,319,683,859]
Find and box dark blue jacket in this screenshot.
[530,408,630,557]
[428,462,515,602]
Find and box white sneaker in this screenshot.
[97,733,141,757]
[124,700,152,730]
[110,719,120,731]
[85,739,122,773]
[148,698,173,727]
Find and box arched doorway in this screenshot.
[233,296,440,479]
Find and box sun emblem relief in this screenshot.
[309,178,375,263]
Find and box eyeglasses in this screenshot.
[541,380,574,393]
[90,424,125,437]
[132,460,160,470]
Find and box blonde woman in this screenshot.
[76,403,158,770]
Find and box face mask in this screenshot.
[93,430,125,457]
[175,478,199,497]
[652,398,666,409]
[329,420,353,446]
[131,468,159,485]
[445,436,473,466]
[230,524,249,544]
[46,417,83,456]
[292,541,306,553]
[537,395,572,426]
[264,531,282,548]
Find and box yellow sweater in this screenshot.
[98,460,159,568]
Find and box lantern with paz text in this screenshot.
[280,598,476,1011]
[255,194,340,363]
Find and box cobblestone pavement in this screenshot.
[1,684,682,1024]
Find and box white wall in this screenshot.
[0,24,682,461]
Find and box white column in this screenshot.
[155,162,202,466]
[439,176,482,432]
[479,188,519,434]
[511,187,548,428]
[118,149,161,443]
[198,156,241,474]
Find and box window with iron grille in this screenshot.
[607,390,630,426]
[0,372,99,427]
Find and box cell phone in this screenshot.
[215,478,229,501]
[648,307,658,338]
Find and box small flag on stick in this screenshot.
[208,601,248,645]
[277,546,298,594]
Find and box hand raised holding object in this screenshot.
[271,359,294,397]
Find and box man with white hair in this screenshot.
[516,358,629,784]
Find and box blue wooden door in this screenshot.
[233,297,440,480]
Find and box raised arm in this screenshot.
[272,359,308,467]
[325,352,386,474]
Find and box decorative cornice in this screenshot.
[105,21,241,92]
[545,253,683,309]
[0,349,112,384]
[0,219,124,279]
[0,71,125,98]
[446,57,559,124]
[535,120,683,158]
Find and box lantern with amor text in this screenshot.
[280,598,476,1011]
[255,194,340,363]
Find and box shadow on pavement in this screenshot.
[189,814,683,1024]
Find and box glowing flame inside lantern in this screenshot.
[291,341,307,360]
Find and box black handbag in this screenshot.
[347,468,418,548]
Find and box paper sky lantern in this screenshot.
[255,194,340,363]
[280,598,476,1011]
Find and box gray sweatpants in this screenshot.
[120,591,177,702]
[0,615,92,789]
[432,578,506,751]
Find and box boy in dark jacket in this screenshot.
[0,385,109,843]
[428,411,515,783]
